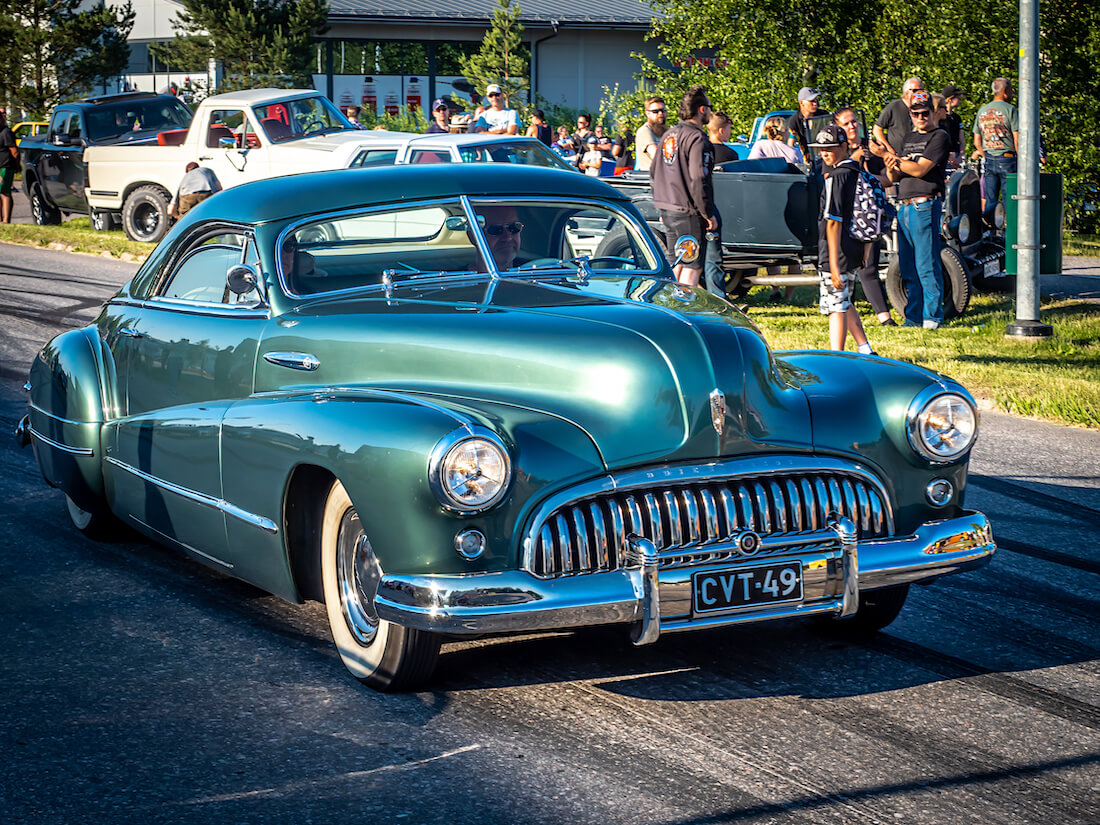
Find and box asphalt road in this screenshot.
[1,243,1097,825]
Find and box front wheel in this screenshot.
[29,182,61,226]
[885,247,971,319]
[816,584,910,636]
[320,481,441,691]
[121,185,171,244]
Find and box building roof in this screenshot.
[328,0,659,28]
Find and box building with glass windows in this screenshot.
[117,0,661,114]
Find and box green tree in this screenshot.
[634,0,1100,220]
[153,0,329,91]
[0,0,134,118]
[460,0,530,103]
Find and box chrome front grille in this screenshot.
[522,464,892,579]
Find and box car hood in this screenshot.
[255,276,812,470]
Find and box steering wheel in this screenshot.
[299,118,324,135]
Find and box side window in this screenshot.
[161,232,248,304]
[408,149,452,165]
[49,112,69,139]
[349,148,398,168]
[207,110,246,148]
[65,114,83,140]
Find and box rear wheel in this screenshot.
[816,584,910,636]
[29,182,61,225]
[122,185,171,244]
[320,481,441,691]
[65,494,120,541]
[884,247,971,319]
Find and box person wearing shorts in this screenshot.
[0,107,18,224]
[649,85,717,287]
[808,124,874,354]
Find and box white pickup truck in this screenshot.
[85,88,575,243]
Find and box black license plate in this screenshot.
[692,562,803,614]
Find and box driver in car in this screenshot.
[473,205,524,271]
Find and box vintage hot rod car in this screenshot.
[18,165,995,690]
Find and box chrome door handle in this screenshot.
[263,352,320,371]
[119,327,144,338]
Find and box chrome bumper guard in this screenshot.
[375,511,995,644]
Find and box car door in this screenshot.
[41,111,72,208]
[107,225,268,567]
[196,108,271,188]
[56,111,88,211]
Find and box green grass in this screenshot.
[746,286,1100,430]
[1063,233,1100,258]
[0,218,151,261]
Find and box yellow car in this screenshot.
[13,121,47,145]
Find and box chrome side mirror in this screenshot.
[227,263,261,296]
[673,235,700,266]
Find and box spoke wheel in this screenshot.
[320,481,440,691]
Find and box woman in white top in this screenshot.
[748,116,802,163]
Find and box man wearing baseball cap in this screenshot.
[787,87,821,161]
[885,89,950,329]
[941,84,966,164]
[808,124,874,354]
[426,99,450,134]
[474,84,520,135]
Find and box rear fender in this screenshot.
[26,328,109,510]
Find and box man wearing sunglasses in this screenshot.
[885,89,950,329]
[472,205,524,271]
[474,84,520,136]
[634,96,667,172]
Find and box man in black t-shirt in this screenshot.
[808,124,873,354]
[941,84,965,164]
[873,77,923,156]
[885,89,950,329]
[787,87,821,161]
[0,107,18,224]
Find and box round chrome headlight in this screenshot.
[906,389,978,463]
[957,214,971,245]
[429,427,511,513]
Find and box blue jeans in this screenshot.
[982,154,1017,221]
[897,198,944,326]
[703,212,725,300]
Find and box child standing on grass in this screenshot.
[808,124,874,354]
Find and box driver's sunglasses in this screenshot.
[910,110,930,119]
[484,221,524,235]
[488,92,501,98]
[648,107,665,114]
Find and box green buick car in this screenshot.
[18,165,995,691]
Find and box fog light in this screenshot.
[926,479,954,506]
[454,529,486,560]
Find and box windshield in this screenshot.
[85,97,193,142]
[457,141,576,171]
[254,96,354,143]
[278,198,662,297]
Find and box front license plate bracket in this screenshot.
[692,561,804,615]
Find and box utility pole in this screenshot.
[1006,0,1052,338]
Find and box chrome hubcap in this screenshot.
[336,509,381,646]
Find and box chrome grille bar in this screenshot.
[523,466,893,578]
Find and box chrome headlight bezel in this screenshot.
[906,386,979,464]
[428,426,512,514]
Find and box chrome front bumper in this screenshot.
[375,510,995,644]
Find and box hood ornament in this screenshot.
[709,388,726,435]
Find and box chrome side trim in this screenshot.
[27,426,94,456]
[128,514,235,569]
[105,456,279,534]
[376,511,995,636]
[263,351,320,371]
[249,386,474,427]
[28,402,100,427]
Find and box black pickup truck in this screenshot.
[19,91,191,230]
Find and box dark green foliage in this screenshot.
[152,0,329,92]
[635,0,1099,204]
[0,0,134,117]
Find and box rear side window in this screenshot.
[349,148,398,168]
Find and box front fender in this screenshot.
[778,351,975,533]
[26,328,110,509]
[219,390,605,597]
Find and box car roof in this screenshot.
[404,133,544,148]
[205,164,630,226]
[199,88,328,108]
